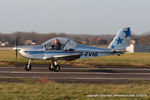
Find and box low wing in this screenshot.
[53,54,80,61]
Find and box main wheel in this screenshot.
[53,65,60,72]
[25,64,32,71]
[49,65,54,71]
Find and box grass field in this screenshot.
[0,81,149,100]
[0,50,149,67]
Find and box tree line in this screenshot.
[0,32,149,46]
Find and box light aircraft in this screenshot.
[13,27,131,72]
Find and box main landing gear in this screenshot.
[24,59,60,72]
[49,60,60,72]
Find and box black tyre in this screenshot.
[25,64,32,71]
[53,65,60,72]
[49,65,54,71]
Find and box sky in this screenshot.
[0,0,150,34]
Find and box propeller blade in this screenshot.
[16,49,18,61]
[15,34,18,61]
[15,34,18,48]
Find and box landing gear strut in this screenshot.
[49,60,60,72]
[25,59,32,71]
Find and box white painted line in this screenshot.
[75,77,150,80]
[0,77,150,81]
[103,68,150,71]
[0,71,150,75]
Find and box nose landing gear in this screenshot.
[49,60,60,72]
[25,59,32,71]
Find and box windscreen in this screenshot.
[42,37,69,50]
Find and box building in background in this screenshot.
[126,40,150,53]
[25,40,36,45]
[0,41,9,47]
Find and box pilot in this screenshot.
[52,39,61,50]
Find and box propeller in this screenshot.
[14,35,18,61]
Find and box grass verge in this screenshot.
[0,82,150,100]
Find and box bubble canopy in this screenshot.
[42,37,78,50]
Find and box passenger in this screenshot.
[52,39,61,50]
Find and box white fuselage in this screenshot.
[16,44,115,60]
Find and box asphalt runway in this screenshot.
[0,64,150,84]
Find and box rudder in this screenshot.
[108,27,131,50]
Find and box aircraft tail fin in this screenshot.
[108,27,131,50]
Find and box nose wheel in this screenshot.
[49,60,60,72]
[25,64,32,71]
[25,59,32,71]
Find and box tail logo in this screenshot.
[111,45,115,49]
[116,37,123,44]
[124,28,131,38]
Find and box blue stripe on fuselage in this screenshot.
[25,51,74,55]
[25,50,111,55]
